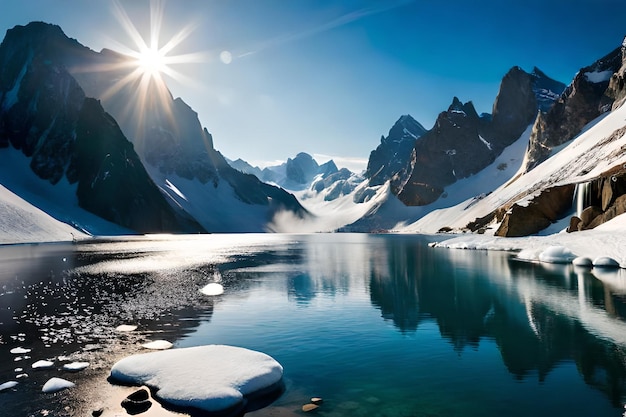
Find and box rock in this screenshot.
[593,257,620,268]
[91,408,104,417]
[115,324,138,332]
[10,347,31,354]
[567,216,582,233]
[588,194,626,229]
[495,184,575,237]
[302,404,319,412]
[311,397,323,405]
[121,388,152,415]
[578,206,603,229]
[601,177,614,211]
[524,46,623,171]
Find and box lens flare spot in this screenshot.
[220,50,232,65]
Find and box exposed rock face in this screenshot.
[487,67,565,151]
[524,47,624,171]
[0,23,191,233]
[368,67,564,207]
[605,37,626,110]
[366,114,426,186]
[495,185,575,237]
[567,173,626,232]
[0,22,308,232]
[396,98,491,205]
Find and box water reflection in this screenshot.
[365,236,626,406]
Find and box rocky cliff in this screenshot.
[0,22,307,232]
[368,66,565,207]
[0,22,195,233]
[524,46,624,171]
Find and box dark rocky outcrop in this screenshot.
[605,37,626,110]
[495,185,575,237]
[366,114,427,186]
[0,22,308,232]
[396,98,491,206]
[567,172,626,232]
[524,47,624,171]
[368,66,565,207]
[0,23,196,233]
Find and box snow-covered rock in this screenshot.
[110,345,283,414]
[42,377,75,393]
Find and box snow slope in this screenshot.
[0,183,87,244]
[404,103,626,234]
[0,147,132,237]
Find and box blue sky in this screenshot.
[1,0,625,171]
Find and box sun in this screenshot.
[135,46,167,77]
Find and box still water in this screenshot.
[1,233,626,416]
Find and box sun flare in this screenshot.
[135,46,167,77]
[73,0,208,139]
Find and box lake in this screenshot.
[1,233,625,416]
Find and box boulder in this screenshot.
[495,185,574,237]
[567,216,582,233]
[579,206,603,229]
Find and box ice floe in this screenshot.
[0,381,18,392]
[141,340,173,350]
[42,377,75,393]
[31,360,54,369]
[110,345,283,414]
[62,362,89,372]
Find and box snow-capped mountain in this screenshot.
[388,66,565,207]
[524,46,624,171]
[0,22,307,233]
[365,114,427,186]
[0,23,200,234]
[405,39,626,237]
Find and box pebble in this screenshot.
[0,381,18,392]
[121,388,152,415]
[302,403,319,412]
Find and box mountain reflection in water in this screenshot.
[1,234,625,416]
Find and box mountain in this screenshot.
[0,22,307,233]
[384,67,566,207]
[0,23,198,233]
[524,47,624,171]
[230,152,342,192]
[365,114,427,186]
[404,39,626,237]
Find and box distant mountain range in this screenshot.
[1,21,626,239]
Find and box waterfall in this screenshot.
[574,182,591,217]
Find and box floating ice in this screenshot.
[32,360,54,369]
[116,324,138,332]
[538,246,576,264]
[573,257,593,267]
[110,345,283,414]
[593,256,620,268]
[10,347,31,354]
[0,381,18,392]
[62,362,89,372]
[141,340,173,350]
[200,282,224,296]
[42,377,75,393]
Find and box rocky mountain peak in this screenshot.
[366,114,426,186]
[524,46,623,172]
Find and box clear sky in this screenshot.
[1,0,625,171]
